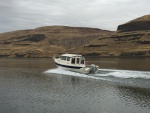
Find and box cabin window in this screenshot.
[76,58,80,64]
[81,59,84,64]
[71,58,75,64]
[64,57,67,60]
[67,57,70,61]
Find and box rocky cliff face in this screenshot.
[49,36,99,48]
[0,26,112,57]
[117,15,150,32]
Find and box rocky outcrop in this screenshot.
[49,36,99,48]
[120,51,150,57]
[0,34,46,44]
[117,15,150,32]
[21,34,46,42]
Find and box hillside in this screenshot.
[0,15,149,58]
[0,26,112,57]
[69,15,150,57]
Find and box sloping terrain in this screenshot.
[69,15,150,57]
[0,26,112,57]
[0,15,149,58]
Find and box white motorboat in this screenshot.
[53,54,99,74]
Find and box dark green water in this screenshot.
[0,58,150,113]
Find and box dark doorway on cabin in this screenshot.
[71,58,75,64]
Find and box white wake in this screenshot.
[45,68,150,79]
[96,69,150,79]
[44,68,106,80]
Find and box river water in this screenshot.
[0,58,150,113]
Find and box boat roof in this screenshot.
[61,54,82,57]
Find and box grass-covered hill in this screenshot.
[0,26,112,57]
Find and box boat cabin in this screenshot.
[59,54,85,65]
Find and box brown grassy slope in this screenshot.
[69,15,150,57]
[0,26,112,57]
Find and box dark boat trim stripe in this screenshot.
[55,63,82,69]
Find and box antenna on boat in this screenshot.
[53,55,55,59]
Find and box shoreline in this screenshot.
[0,56,150,58]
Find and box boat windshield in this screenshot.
[60,56,71,61]
[60,56,66,60]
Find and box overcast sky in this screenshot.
[0,0,150,33]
